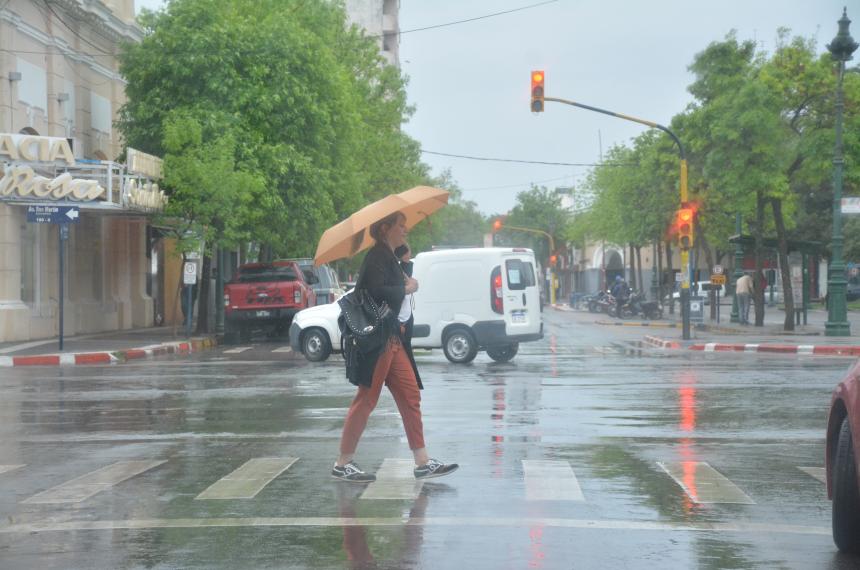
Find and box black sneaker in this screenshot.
[332,462,376,483]
[414,459,459,480]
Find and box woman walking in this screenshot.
[332,212,458,483]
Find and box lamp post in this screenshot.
[825,7,858,337]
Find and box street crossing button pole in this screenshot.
[183,262,197,337]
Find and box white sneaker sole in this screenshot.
[331,474,376,484]
[414,465,459,480]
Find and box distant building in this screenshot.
[344,0,400,67]
[0,0,165,343]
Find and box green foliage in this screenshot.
[119,0,427,255]
[492,186,570,260]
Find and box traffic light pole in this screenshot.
[543,96,692,339]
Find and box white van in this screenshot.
[289,247,543,364]
[409,247,543,363]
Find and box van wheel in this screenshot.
[833,416,860,552]
[302,328,331,362]
[487,343,518,363]
[443,329,478,364]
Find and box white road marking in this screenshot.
[22,460,166,504]
[360,458,423,500]
[0,465,25,475]
[798,466,827,484]
[272,346,292,353]
[0,516,829,536]
[522,460,585,501]
[196,457,298,500]
[657,461,755,504]
[223,347,253,354]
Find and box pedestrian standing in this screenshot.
[332,212,458,483]
[735,272,753,325]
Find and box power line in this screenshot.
[462,174,575,192]
[42,0,114,56]
[376,0,560,38]
[421,150,632,167]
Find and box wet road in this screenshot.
[1,310,859,569]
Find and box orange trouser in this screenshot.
[340,337,425,454]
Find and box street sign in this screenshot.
[183,262,198,285]
[675,273,683,283]
[842,197,860,214]
[712,265,723,274]
[26,204,80,224]
[710,274,727,285]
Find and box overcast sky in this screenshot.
[136,0,851,214]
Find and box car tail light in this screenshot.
[490,266,503,314]
[294,289,302,304]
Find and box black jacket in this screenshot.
[350,243,422,389]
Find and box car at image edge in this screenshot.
[826,361,860,553]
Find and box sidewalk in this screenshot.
[0,327,217,367]
[554,302,860,357]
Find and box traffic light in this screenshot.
[549,254,558,266]
[492,219,503,232]
[677,206,694,250]
[530,70,545,113]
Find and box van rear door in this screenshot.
[501,254,541,336]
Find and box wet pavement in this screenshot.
[1,310,859,568]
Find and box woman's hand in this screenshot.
[405,276,419,294]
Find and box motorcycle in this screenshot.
[593,291,615,314]
[626,291,664,320]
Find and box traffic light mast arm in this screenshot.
[498,224,555,254]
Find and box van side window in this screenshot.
[522,262,536,287]
[505,259,528,291]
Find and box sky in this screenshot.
[135,0,851,214]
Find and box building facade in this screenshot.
[0,0,163,343]
[344,0,400,67]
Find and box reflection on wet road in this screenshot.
[1,310,858,568]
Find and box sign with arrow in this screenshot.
[26,204,80,224]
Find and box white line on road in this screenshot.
[271,346,292,353]
[223,347,253,354]
[0,465,25,475]
[657,461,755,504]
[0,516,829,536]
[522,459,584,501]
[196,457,298,500]
[798,466,827,484]
[22,460,166,504]
[360,458,423,500]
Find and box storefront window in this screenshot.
[20,222,36,303]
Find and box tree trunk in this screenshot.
[196,253,211,334]
[657,237,664,303]
[636,246,644,293]
[696,222,715,273]
[771,198,795,331]
[629,243,637,289]
[754,190,766,327]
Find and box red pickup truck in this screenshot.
[223,261,317,342]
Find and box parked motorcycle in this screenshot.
[627,291,664,320]
[593,291,615,314]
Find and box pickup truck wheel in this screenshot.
[302,328,331,362]
[487,343,518,363]
[443,328,478,364]
[833,416,860,552]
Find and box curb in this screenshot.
[0,337,217,367]
[596,320,679,328]
[642,335,860,357]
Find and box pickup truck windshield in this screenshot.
[237,266,298,283]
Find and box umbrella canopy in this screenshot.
[314,186,450,265]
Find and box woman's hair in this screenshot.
[369,211,405,242]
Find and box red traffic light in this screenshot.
[530,70,545,113]
[677,207,694,249]
[549,254,558,266]
[492,219,503,232]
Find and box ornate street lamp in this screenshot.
[826,8,858,337]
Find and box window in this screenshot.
[238,265,298,283]
[505,259,535,290]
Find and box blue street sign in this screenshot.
[26,204,80,224]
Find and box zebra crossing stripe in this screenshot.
[196,458,298,500]
[657,461,755,504]
[360,459,422,500]
[0,465,25,475]
[23,460,166,504]
[223,347,253,354]
[523,460,585,501]
[272,347,292,353]
[798,466,826,484]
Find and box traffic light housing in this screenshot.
[492,219,503,233]
[530,70,544,113]
[549,254,558,266]
[677,206,694,250]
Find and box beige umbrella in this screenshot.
[314,186,450,265]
